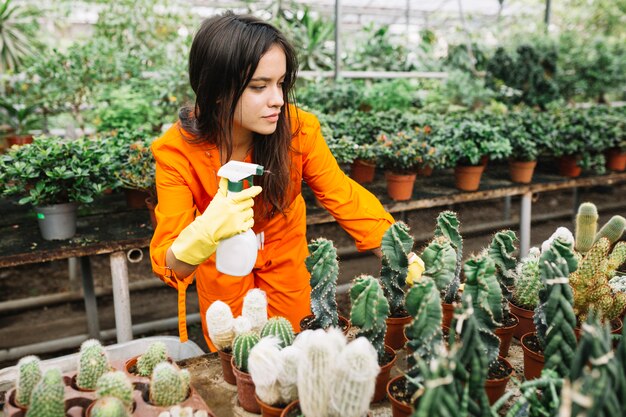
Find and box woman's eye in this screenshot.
[250,85,265,90]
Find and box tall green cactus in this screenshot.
[411,352,466,417]
[421,236,457,299]
[487,230,518,323]
[305,238,339,329]
[90,397,130,417]
[260,316,295,348]
[349,275,390,362]
[136,341,167,377]
[25,368,64,417]
[96,371,133,409]
[595,215,626,245]
[76,339,109,390]
[575,202,599,253]
[511,248,541,310]
[380,222,414,316]
[149,362,190,407]
[16,355,42,407]
[232,332,260,373]
[434,211,463,303]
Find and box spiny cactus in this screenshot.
[609,274,626,293]
[90,397,130,417]
[25,368,64,417]
[260,316,295,348]
[434,211,463,303]
[276,345,301,404]
[242,289,268,334]
[15,355,42,407]
[306,237,340,329]
[349,274,390,362]
[595,214,626,246]
[380,222,414,316]
[248,337,282,406]
[136,341,167,377]
[233,316,253,336]
[487,230,518,323]
[76,339,109,390]
[511,248,541,309]
[96,371,133,409]
[149,362,190,407]
[232,332,260,373]
[205,300,234,351]
[421,236,457,298]
[575,202,599,253]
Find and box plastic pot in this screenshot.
[35,202,78,241]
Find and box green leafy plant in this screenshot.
[345,23,413,72]
[115,135,157,197]
[0,98,40,136]
[0,0,41,72]
[305,237,340,329]
[373,129,440,174]
[93,86,163,133]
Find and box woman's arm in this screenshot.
[166,247,198,278]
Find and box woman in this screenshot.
[150,11,423,349]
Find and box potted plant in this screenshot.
[0,97,40,146]
[205,300,236,385]
[373,131,424,201]
[603,108,626,171]
[510,248,542,339]
[0,135,113,240]
[231,332,261,413]
[501,111,540,183]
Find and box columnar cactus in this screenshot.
[232,332,260,373]
[76,339,109,390]
[328,337,379,417]
[487,230,518,322]
[276,345,301,404]
[205,300,234,351]
[305,237,340,329]
[15,355,42,407]
[260,316,295,348]
[96,371,133,409]
[242,289,268,334]
[511,248,541,309]
[434,211,463,303]
[595,214,626,245]
[25,368,65,417]
[420,236,457,299]
[136,341,167,377]
[90,397,130,417]
[248,337,283,405]
[349,275,390,362]
[379,221,414,316]
[575,202,599,254]
[412,351,464,417]
[149,362,190,407]
[233,316,253,336]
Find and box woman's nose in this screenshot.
[269,86,284,107]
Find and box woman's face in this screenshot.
[233,44,286,141]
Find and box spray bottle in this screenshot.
[215,161,265,276]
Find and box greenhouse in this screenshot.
[0,0,625,416]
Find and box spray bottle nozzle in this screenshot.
[217,161,264,193]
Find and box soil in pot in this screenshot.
[485,357,513,405]
[280,400,301,417]
[495,314,519,357]
[521,333,544,380]
[373,346,397,403]
[509,301,535,340]
[386,375,413,417]
[385,313,412,351]
[299,314,351,335]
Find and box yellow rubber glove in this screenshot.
[171,177,262,265]
[406,252,425,286]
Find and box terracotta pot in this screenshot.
[480,155,489,168]
[385,314,412,350]
[299,314,351,335]
[386,375,413,417]
[442,302,454,329]
[385,172,416,201]
[231,357,260,413]
[574,318,623,345]
[124,356,174,381]
[606,148,626,172]
[509,301,535,339]
[217,350,236,385]
[373,345,397,403]
[6,134,33,146]
[124,188,151,209]
[280,400,300,417]
[495,314,519,358]
[509,160,537,184]
[350,159,376,184]
[145,197,158,229]
[256,395,286,417]
[485,357,513,405]
[454,165,484,192]
[558,155,582,178]
[416,165,433,177]
[521,332,544,380]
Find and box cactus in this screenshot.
[76,339,109,390]
[149,362,190,407]
[421,236,457,298]
[487,230,518,324]
[434,211,463,303]
[349,274,390,362]
[616,321,626,411]
[327,337,379,417]
[232,332,260,373]
[595,214,626,245]
[15,355,42,407]
[379,221,414,316]
[575,202,599,253]
[136,341,167,377]
[233,316,253,336]
[242,288,268,334]
[260,316,295,348]
[25,368,64,417]
[305,237,340,329]
[248,337,283,405]
[511,248,542,309]
[205,300,234,351]
[96,371,133,409]
[276,345,301,404]
[90,397,130,417]
[609,274,626,293]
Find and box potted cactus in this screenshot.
[205,300,236,385]
[510,248,541,338]
[231,332,261,413]
[260,317,295,348]
[75,339,111,391]
[89,397,130,417]
[94,371,133,411]
[242,288,269,334]
[25,368,65,417]
[125,341,168,380]
[11,355,42,410]
[148,362,191,407]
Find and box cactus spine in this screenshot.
[434,211,463,303]
[205,300,235,351]
[248,337,283,405]
[96,371,133,409]
[511,248,541,309]
[595,214,626,245]
[575,202,598,253]
[260,316,295,348]
[136,341,167,377]
[76,339,109,390]
[25,368,65,417]
[421,236,457,297]
[379,222,414,316]
[349,275,390,362]
[90,397,130,417]
[232,332,260,373]
[242,289,268,334]
[16,355,42,407]
[306,238,340,329]
[149,362,190,407]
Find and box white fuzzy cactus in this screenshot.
[248,337,283,405]
[328,337,379,417]
[205,301,234,351]
[242,289,268,333]
[277,345,301,404]
[233,316,253,336]
[541,227,574,253]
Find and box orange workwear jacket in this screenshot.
[150,107,394,346]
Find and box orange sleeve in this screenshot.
[299,112,395,251]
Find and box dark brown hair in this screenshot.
[179,11,298,218]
